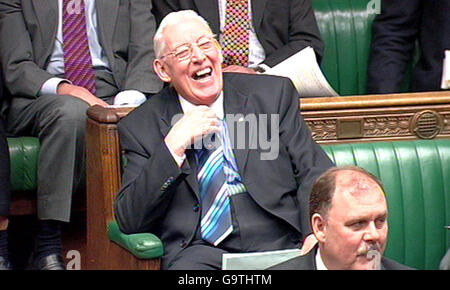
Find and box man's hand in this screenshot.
[222,65,257,74]
[165,106,221,157]
[300,234,318,255]
[57,82,108,107]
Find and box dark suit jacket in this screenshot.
[151,0,324,66]
[268,246,414,270]
[367,0,450,93]
[0,70,10,216]
[0,0,162,98]
[115,73,333,267]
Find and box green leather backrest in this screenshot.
[322,139,450,270]
[312,0,377,96]
[7,137,39,192]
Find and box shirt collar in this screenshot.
[315,248,328,270]
[178,92,224,120]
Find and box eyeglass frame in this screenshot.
[159,35,219,62]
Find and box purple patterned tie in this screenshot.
[62,0,96,94]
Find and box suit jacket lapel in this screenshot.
[223,77,255,175]
[95,0,119,66]
[160,87,200,198]
[33,0,58,64]
[194,0,220,34]
[250,0,268,35]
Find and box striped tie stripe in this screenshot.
[197,131,233,246]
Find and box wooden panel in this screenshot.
[300,91,450,144]
[85,106,158,270]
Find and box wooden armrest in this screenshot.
[86,105,135,124]
[86,105,160,269]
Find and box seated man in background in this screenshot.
[269,166,413,270]
[151,0,324,74]
[115,10,333,270]
[0,0,161,269]
[367,0,450,93]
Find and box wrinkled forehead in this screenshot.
[333,170,387,206]
[162,19,213,50]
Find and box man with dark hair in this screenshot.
[270,166,413,270]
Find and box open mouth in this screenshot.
[192,67,213,81]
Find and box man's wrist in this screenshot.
[164,139,186,167]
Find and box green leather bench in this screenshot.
[6,136,40,215]
[312,0,413,95]
[107,139,450,270]
[323,139,450,270]
[86,0,449,270]
[7,137,39,193]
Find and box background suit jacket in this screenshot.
[0,0,162,99]
[115,73,334,267]
[268,246,414,270]
[151,0,324,66]
[367,0,450,93]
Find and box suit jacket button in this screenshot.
[180,240,187,248]
[193,204,200,212]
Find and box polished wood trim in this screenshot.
[300,91,450,111]
[300,91,450,144]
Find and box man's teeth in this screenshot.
[196,67,212,77]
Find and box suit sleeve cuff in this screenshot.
[164,140,186,168]
[113,90,147,106]
[257,63,271,73]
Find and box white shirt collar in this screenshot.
[315,248,328,270]
[178,92,224,120]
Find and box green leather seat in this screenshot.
[7,137,39,192]
[111,139,450,270]
[312,0,413,95]
[322,139,450,270]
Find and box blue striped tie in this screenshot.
[196,129,233,246]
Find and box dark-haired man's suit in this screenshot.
[151,0,324,66]
[0,71,9,217]
[367,0,450,93]
[115,73,334,269]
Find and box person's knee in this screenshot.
[51,96,89,123]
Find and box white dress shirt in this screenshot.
[40,0,145,104]
[165,92,225,167]
[315,248,328,270]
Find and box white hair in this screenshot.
[153,10,213,59]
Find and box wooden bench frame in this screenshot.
[85,90,450,269]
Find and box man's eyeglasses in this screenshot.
[160,36,217,62]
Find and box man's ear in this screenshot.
[311,213,327,243]
[153,59,172,83]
